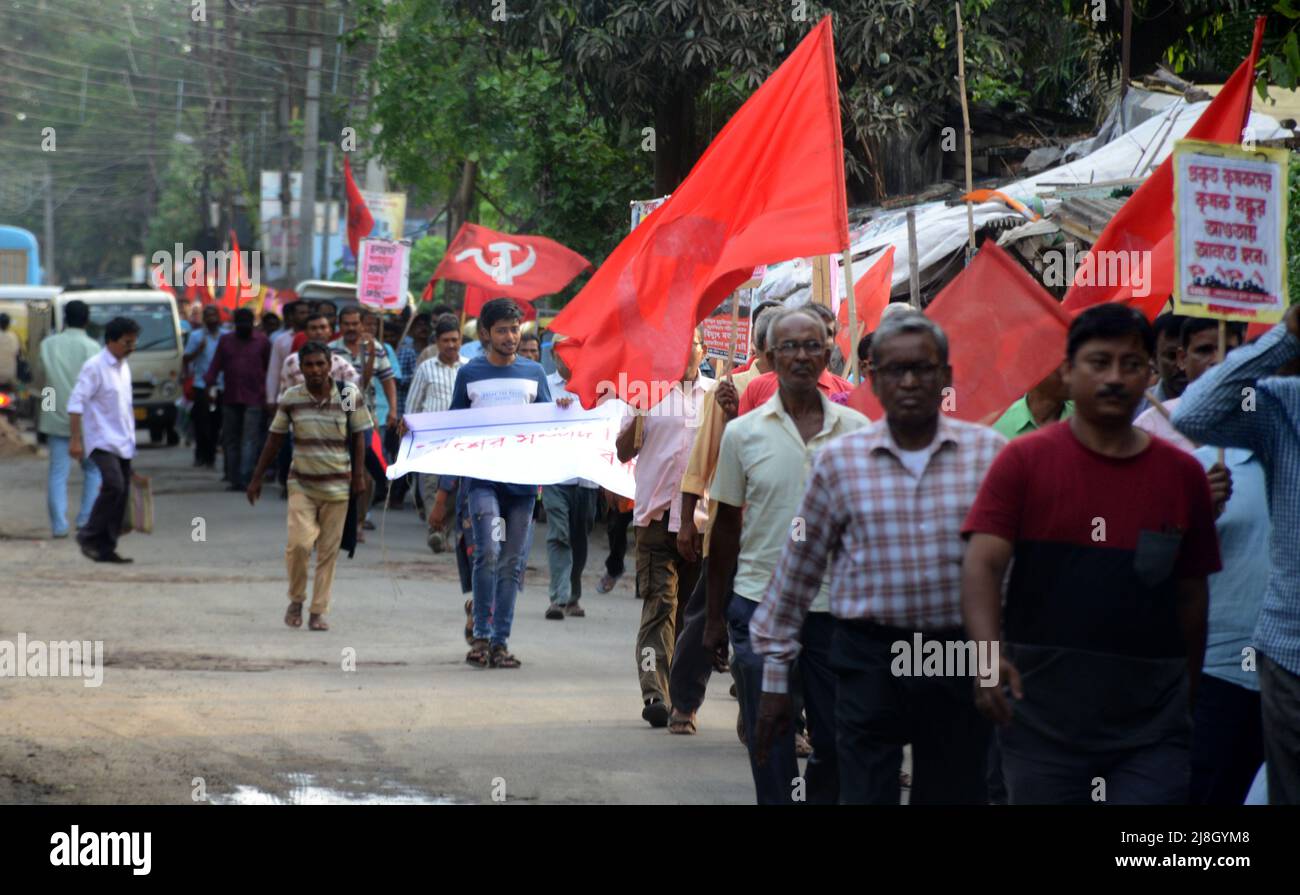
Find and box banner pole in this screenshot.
[956,2,976,256]
[841,247,860,384]
[1217,319,1227,466]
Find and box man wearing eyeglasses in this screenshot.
[751,310,1006,804]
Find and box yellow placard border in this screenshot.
[1172,139,1290,324]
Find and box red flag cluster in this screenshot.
[344,156,375,258]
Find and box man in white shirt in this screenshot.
[69,316,141,563]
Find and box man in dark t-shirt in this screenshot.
[961,304,1220,805]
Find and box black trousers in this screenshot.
[78,449,131,557]
[604,507,634,578]
[363,431,389,503]
[1191,673,1264,805]
[192,388,221,466]
[832,619,988,805]
[668,560,717,716]
[799,612,840,804]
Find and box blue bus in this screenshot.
[0,225,41,285]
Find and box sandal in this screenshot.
[668,710,697,735]
[463,599,474,645]
[795,731,813,758]
[308,613,330,632]
[466,638,490,668]
[489,644,521,669]
[284,602,303,628]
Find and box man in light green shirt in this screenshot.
[705,306,869,804]
[38,300,103,537]
[992,367,1073,439]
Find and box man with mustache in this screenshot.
[962,304,1221,804]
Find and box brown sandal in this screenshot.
[668,710,697,735]
[285,602,303,628]
[463,598,474,645]
[489,644,521,669]
[466,638,490,668]
[308,613,329,631]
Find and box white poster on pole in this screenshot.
[357,238,411,311]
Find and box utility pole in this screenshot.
[295,0,323,280]
[43,161,57,285]
[318,10,345,279]
[1120,0,1133,132]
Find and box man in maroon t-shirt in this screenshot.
[961,304,1221,805]
[207,307,272,491]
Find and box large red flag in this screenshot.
[1062,17,1266,320]
[552,16,848,409]
[461,286,537,322]
[836,246,895,360]
[429,223,591,301]
[344,156,375,258]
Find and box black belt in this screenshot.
[838,617,968,643]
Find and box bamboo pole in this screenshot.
[956,2,976,256]
[842,247,860,383]
[907,208,921,309]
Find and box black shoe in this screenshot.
[642,698,670,728]
[79,542,101,562]
[545,603,564,620]
[102,552,134,564]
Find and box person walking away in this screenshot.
[68,317,142,563]
[205,307,271,491]
[38,299,102,538]
[247,341,370,631]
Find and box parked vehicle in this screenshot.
[55,288,184,444]
[0,285,61,420]
[0,225,41,285]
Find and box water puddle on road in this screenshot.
[213,773,456,805]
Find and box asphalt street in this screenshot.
[0,433,754,804]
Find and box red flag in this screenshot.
[151,264,176,296]
[462,288,539,323]
[430,223,591,301]
[925,242,1072,423]
[218,230,245,318]
[184,254,212,305]
[1062,17,1266,320]
[836,246,895,360]
[344,156,375,258]
[552,16,848,409]
[370,429,387,474]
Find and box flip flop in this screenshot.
[284,602,303,628]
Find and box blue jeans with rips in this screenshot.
[46,434,102,536]
[468,485,536,649]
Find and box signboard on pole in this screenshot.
[630,196,670,232]
[1173,140,1289,324]
[358,191,409,244]
[357,238,410,311]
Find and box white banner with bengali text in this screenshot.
[388,401,636,497]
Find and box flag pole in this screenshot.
[1217,319,1227,466]
[956,2,976,256]
[842,247,860,383]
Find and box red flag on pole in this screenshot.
[151,264,176,296]
[219,231,247,318]
[429,223,591,301]
[1061,16,1266,320]
[551,16,849,409]
[836,246,895,360]
[344,156,375,258]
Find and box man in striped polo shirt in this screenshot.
[247,341,371,631]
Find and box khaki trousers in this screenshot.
[286,490,349,615]
[634,516,701,704]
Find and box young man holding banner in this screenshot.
[429,298,551,669]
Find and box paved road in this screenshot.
[0,433,754,804]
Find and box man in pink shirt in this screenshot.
[616,328,715,727]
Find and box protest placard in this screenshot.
[357,238,411,311]
[1173,140,1290,323]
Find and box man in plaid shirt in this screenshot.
[750,311,1006,804]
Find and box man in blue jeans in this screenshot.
[38,299,102,537]
[428,299,550,669]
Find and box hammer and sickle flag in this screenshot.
[428,223,592,302]
[551,16,849,410]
